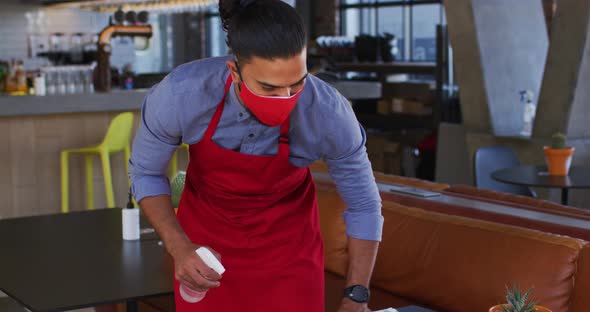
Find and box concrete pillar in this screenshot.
[444,0,491,133]
[445,0,548,136]
[533,0,590,139]
[542,0,557,35]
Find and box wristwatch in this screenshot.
[343,285,370,303]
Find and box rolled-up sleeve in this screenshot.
[321,94,383,242]
[129,79,182,203]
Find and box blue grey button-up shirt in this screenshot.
[129,56,383,241]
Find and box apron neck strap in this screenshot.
[204,75,233,140]
[278,118,290,158]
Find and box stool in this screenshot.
[61,112,134,213]
[169,143,189,178]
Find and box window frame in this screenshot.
[204,11,230,58]
[339,0,444,62]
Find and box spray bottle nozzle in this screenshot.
[126,192,134,209]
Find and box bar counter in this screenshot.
[0,79,380,118]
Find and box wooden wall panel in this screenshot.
[35,116,63,138]
[0,120,12,186]
[60,115,87,212]
[0,184,14,219]
[13,186,38,217]
[36,136,62,215]
[9,118,36,187]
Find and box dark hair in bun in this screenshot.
[219,0,307,63]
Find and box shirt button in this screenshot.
[239,112,244,117]
[248,133,255,138]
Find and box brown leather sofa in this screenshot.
[139,165,590,312]
[316,182,590,312]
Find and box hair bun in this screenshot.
[240,0,256,8]
[219,0,256,32]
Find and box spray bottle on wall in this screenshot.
[520,89,536,137]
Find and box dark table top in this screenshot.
[492,165,590,189]
[0,208,173,312]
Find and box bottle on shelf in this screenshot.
[15,60,27,93]
[4,59,16,93]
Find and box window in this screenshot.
[411,4,440,61]
[205,12,229,57]
[341,0,378,37]
[339,0,444,62]
[377,6,405,60]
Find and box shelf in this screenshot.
[331,62,437,75]
[382,82,435,100]
[357,113,435,131]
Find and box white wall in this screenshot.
[0,0,135,71]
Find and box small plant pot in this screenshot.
[544,146,575,176]
[489,304,552,312]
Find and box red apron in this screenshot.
[174,75,325,311]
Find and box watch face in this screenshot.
[346,285,369,303]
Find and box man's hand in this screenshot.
[174,242,222,292]
[138,195,223,293]
[337,298,372,312]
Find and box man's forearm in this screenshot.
[140,195,192,259]
[345,237,379,287]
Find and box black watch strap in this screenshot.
[343,285,370,303]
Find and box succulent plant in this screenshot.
[171,171,186,208]
[551,132,567,150]
[501,285,539,312]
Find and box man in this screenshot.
[129,1,383,311]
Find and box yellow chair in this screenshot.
[61,112,134,213]
[170,143,189,178]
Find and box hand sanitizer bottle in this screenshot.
[122,192,140,241]
[179,247,225,303]
[520,90,536,137]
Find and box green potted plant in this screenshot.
[489,285,551,312]
[543,132,575,176]
[171,171,186,213]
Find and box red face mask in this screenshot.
[236,78,304,127]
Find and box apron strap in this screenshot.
[203,75,233,141]
[278,118,290,158]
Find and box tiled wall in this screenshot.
[0,0,135,71]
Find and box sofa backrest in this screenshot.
[446,184,590,219]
